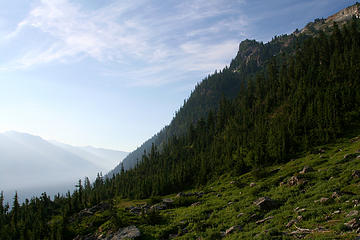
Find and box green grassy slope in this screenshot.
[67,131,360,239]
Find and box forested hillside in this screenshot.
[109,21,304,175]
[111,3,360,175]
[1,5,360,239]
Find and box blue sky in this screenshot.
[0,0,356,152]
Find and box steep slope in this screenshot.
[66,132,360,239]
[300,3,360,35]
[111,3,360,176]
[109,22,297,175]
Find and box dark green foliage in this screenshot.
[172,196,198,208]
[142,209,164,225]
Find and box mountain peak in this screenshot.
[326,3,360,23]
[300,3,360,35]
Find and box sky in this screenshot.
[0,0,356,152]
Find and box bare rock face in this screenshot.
[299,3,360,35]
[326,4,360,23]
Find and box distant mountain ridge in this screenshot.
[0,131,127,194]
[50,141,128,172]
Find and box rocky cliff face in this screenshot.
[301,3,360,35]
[326,3,360,23]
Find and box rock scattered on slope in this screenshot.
[256,216,274,224]
[352,170,360,178]
[346,210,359,218]
[111,226,141,240]
[299,166,314,174]
[344,218,360,229]
[254,197,278,210]
[225,225,242,235]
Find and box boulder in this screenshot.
[344,218,360,229]
[352,170,360,178]
[314,197,329,203]
[176,192,185,198]
[237,213,245,218]
[254,197,278,210]
[162,198,174,204]
[191,202,201,207]
[286,219,297,228]
[256,216,273,224]
[225,225,241,235]
[288,176,301,186]
[299,166,314,174]
[346,210,359,218]
[331,192,340,199]
[294,207,306,213]
[150,203,167,211]
[111,226,141,240]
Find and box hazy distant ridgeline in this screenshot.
[0,131,127,202]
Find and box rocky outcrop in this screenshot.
[300,3,360,35]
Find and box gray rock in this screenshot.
[346,210,359,217]
[299,166,314,174]
[345,218,360,229]
[288,176,301,186]
[353,170,360,178]
[286,219,297,228]
[225,225,241,235]
[256,216,273,224]
[237,213,245,218]
[111,226,141,240]
[191,201,201,207]
[162,198,174,204]
[314,197,329,204]
[331,192,340,199]
[254,197,279,210]
[150,203,167,211]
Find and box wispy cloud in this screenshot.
[1,0,249,85]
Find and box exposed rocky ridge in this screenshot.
[300,3,360,35]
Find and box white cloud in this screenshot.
[1,0,249,85]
